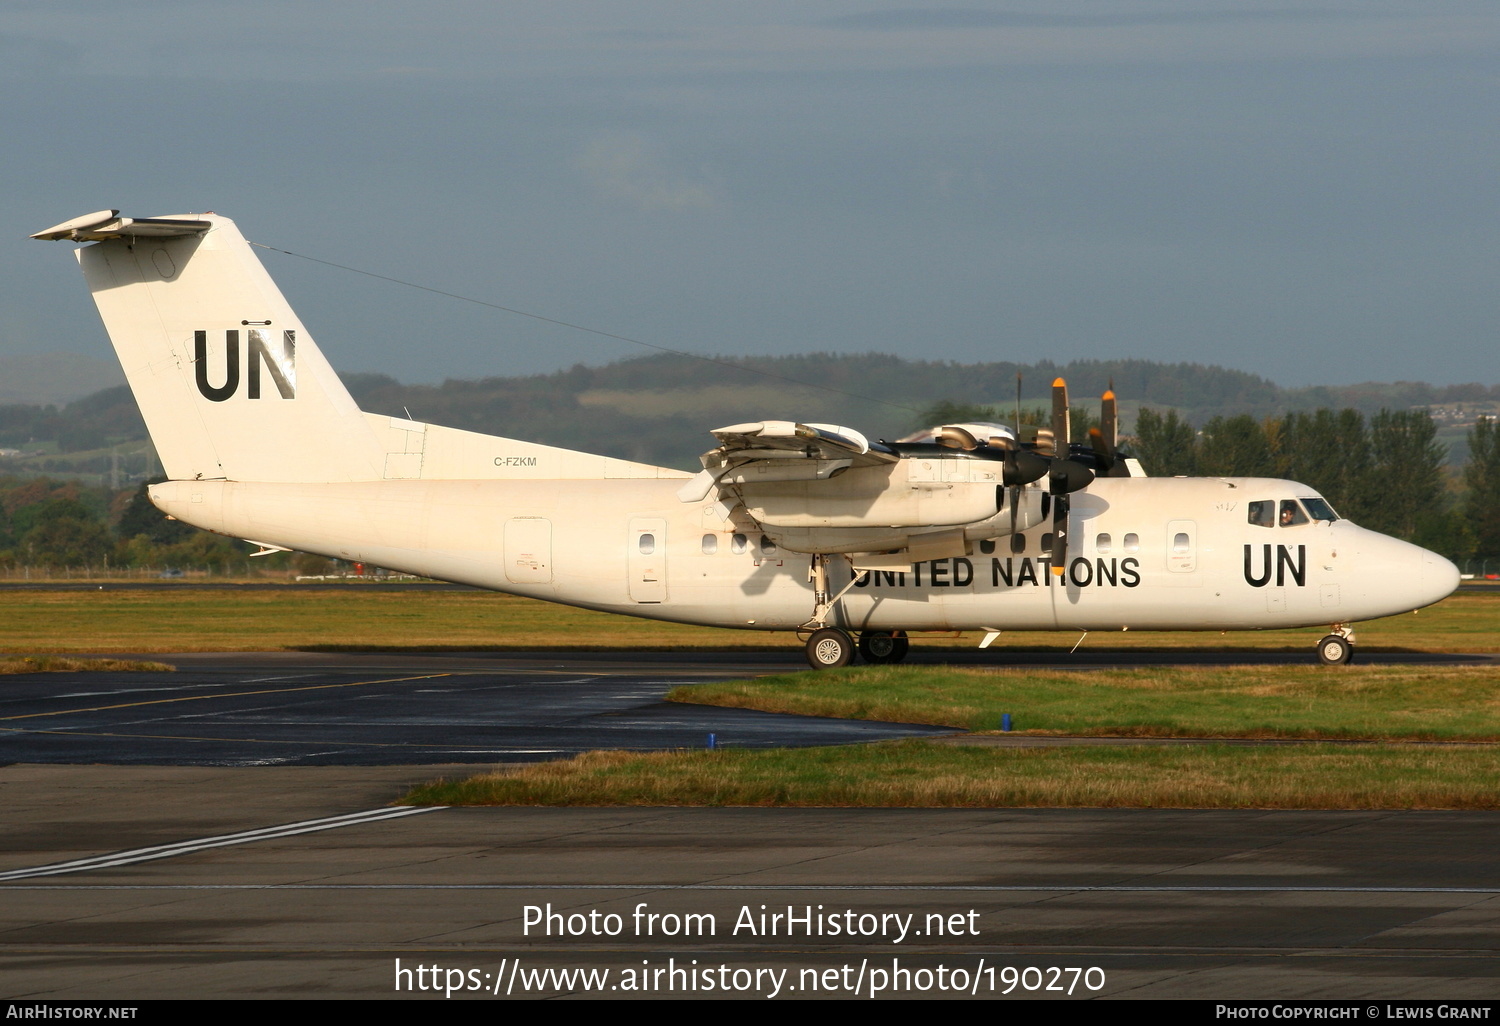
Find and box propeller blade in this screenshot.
[1101,382,1117,452]
[1050,492,1070,576]
[1051,377,1070,450]
[1087,426,1116,472]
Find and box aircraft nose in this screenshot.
[1416,548,1461,608]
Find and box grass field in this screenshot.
[403,742,1500,810]
[0,586,1493,654]
[7,584,1499,811]
[667,664,1500,740]
[403,660,1500,810]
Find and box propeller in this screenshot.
[1047,376,1093,575]
[1002,373,1096,571]
[1086,382,1118,473]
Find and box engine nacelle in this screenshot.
[748,481,1049,556]
[729,457,1004,530]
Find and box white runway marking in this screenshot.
[3,883,1498,893]
[0,806,445,881]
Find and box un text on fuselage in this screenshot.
[1243,543,1306,588]
[194,328,297,401]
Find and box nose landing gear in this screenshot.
[1316,625,1355,665]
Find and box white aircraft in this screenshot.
[34,210,1460,669]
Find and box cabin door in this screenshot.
[629,518,667,603]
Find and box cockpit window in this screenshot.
[1247,500,1274,528]
[1278,499,1309,527]
[1301,497,1339,522]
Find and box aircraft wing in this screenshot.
[705,421,898,467]
[679,420,898,502]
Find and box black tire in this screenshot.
[1317,634,1353,665]
[806,628,854,669]
[858,630,910,664]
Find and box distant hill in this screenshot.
[0,352,124,406]
[343,354,1500,469]
[3,352,1496,477]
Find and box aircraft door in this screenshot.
[629,517,667,603]
[1167,520,1197,573]
[504,517,552,584]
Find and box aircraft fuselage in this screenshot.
[151,473,1455,635]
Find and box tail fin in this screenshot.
[34,211,385,483]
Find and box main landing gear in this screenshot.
[806,628,855,669]
[1316,625,1356,665]
[858,630,910,665]
[802,628,911,669]
[799,554,912,669]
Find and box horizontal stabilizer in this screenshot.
[33,211,213,242]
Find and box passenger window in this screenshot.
[1173,532,1190,554]
[1279,499,1309,527]
[1248,500,1274,528]
[760,535,778,555]
[1096,533,1111,554]
[979,539,996,554]
[1041,532,1054,555]
[701,534,717,555]
[731,533,747,554]
[1010,533,1026,554]
[638,533,655,554]
[1123,532,1140,553]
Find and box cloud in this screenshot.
[577,131,719,213]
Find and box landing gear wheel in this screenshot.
[858,630,910,665]
[1317,634,1354,665]
[806,628,854,670]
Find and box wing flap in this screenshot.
[706,420,896,466]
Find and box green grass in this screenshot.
[668,664,1500,741]
[403,741,1500,810]
[401,657,1500,811]
[0,588,1494,654]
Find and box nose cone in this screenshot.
[1416,548,1461,609]
[1338,525,1460,620]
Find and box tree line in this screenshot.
[5,403,1499,571]
[1132,408,1494,559]
[916,400,1498,562]
[0,477,326,575]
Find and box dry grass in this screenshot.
[405,741,1500,810]
[0,656,174,674]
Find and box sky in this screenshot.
[2,1,1496,390]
